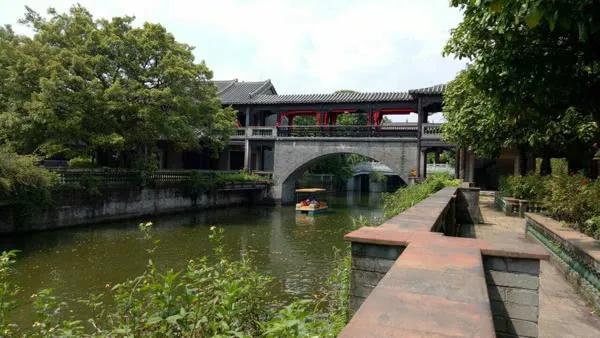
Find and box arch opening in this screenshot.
[278,152,407,204]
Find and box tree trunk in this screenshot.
[518,147,528,175]
[540,156,552,176]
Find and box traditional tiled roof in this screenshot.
[213,79,277,105]
[248,91,413,105]
[408,84,446,95]
[213,79,445,105]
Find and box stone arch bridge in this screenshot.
[158,80,473,202]
[272,137,419,203]
[210,80,461,204]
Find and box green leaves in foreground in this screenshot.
[0,227,351,337]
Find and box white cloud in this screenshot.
[1,0,466,93]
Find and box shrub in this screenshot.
[543,173,600,239]
[214,171,267,184]
[68,156,95,168]
[383,173,459,219]
[0,227,351,336]
[0,251,19,337]
[583,216,600,241]
[0,147,58,224]
[369,171,387,183]
[543,173,591,225]
[499,174,547,200]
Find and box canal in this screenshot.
[1,192,384,325]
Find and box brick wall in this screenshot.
[349,243,404,314]
[484,256,541,338]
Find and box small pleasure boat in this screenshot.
[295,188,329,215]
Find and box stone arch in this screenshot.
[271,139,417,203]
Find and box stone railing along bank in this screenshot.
[526,213,600,314]
[341,186,548,338]
[0,182,270,233]
[495,192,546,218]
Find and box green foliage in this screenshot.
[213,171,266,184]
[500,171,600,239]
[0,147,57,198]
[182,171,266,202]
[543,173,600,239]
[337,113,368,126]
[263,250,350,337]
[0,5,236,166]
[351,215,380,229]
[498,174,547,200]
[383,173,460,219]
[68,156,95,169]
[534,158,569,176]
[0,226,352,336]
[443,1,600,160]
[369,171,387,183]
[0,251,19,337]
[0,146,57,224]
[293,116,316,126]
[304,154,369,190]
[583,216,600,241]
[550,158,569,176]
[439,151,456,166]
[182,171,213,201]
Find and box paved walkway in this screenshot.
[477,195,600,338]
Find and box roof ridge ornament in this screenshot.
[248,79,273,98]
[216,79,237,95]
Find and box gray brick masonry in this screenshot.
[484,256,541,337]
[351,256,396,274]
[486,270,539,290]
[491,300,538,322]
[349,243,403,314]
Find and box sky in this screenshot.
[0,0,466,95]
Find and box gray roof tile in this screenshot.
[408,84,446,95]
[234,91,413,105]
[213,79,445,105]
[212,79,277,105]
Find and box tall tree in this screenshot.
[443,0,600,172]
[0,6,236,167]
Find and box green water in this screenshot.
[1,192,383,325]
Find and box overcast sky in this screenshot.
[1,0,466,94]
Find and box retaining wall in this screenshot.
[0,185,269,233]
[526,213,600,314]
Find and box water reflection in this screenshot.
[1,191,383,324]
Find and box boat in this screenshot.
[295,188,329,215]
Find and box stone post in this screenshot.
[244,139,250,171]
[467,150,475,183]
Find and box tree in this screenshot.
[337,113,368,126]
[443,0,600,173]
[0,6,236,167]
